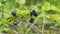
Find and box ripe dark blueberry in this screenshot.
[13,21,18,26]
[33,12,38,16]
[11,11,16,16]
[13,22,18,26]
[30,11,33,16]
[30,10,38,16]
[29,18,34,23]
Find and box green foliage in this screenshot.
[0,0,60,34]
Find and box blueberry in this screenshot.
[33,12,38,16]
[11,11,16,16]
[30,10,38,16]
[13,21,18,26]
[30,11,33,16]
[29,18,34,23]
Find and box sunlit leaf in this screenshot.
[50,14,60,21]
[20,0,25,4]
[3,13,9,18]
[44,2,51,11]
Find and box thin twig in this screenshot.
[21,22,25,34]
[31,24,41,34]
[12,30,18,34]
[21,18,26,34]
[32,27,39,34]
[31,24,42,33]
[42,6,45,34]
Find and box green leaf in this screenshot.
[44,2,51,11]
[50,14,60,21]
[20,0,25,4]
[0,13,2,19]
[3,13,9,18]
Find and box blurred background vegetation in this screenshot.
[0,0,60,34]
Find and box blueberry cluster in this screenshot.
[29,10,38,23]
[11,10,38,24]
[30,10,38,17]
